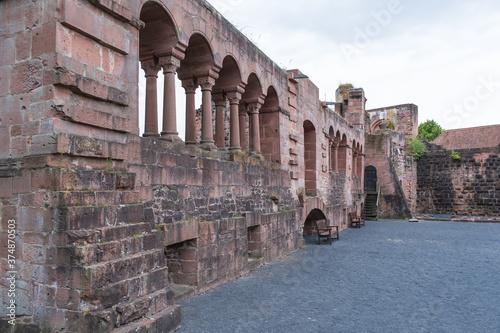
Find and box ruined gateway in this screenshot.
[0,0,422,332]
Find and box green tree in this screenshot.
[418,119,444,142]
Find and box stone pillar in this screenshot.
[213,93,226,149]
[353,151,358,177]
[333,141,339,171]
[248,101,263,154]
[227,90,243,151]
[158,53,183,142]
[239,104,248,151]
[197,73,218,150]
[182,78,198,145]
[141,58,160,137]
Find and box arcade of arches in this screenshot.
[0,0,414,332]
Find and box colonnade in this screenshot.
[140,55,263,153]
[329,136,363,178]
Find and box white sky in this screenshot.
[139,0,500,137]
[206,0,500,130]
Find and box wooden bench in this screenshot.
[314,219,339,245]
[349,212,365,228]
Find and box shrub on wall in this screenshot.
[408,137,426,160]
[450,150,461,160]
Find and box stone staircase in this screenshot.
[363,192,378,220]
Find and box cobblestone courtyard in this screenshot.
[178,220,500,333]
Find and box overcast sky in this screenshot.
[206,0,500,130]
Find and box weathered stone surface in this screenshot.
[417,145,500,216]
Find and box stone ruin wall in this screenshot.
[365,105,418,218]
[364,131,413,219]
[0,0,366,332]
[417,145,500,216]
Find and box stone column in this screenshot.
[353,150,358,177]
[141,58,160,137]
[213,93,226,149]
[197,73,218,150]
[182,78,198,145]
[333,141,339,171]
[158,53,183,142]
[248,101,263,154]
[239,104,248,151]
[227,90,243,151]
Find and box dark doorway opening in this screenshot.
[364,165,377,192]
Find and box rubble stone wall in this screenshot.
[417,145,500,216]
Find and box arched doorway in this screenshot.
[303,208,327,240]
[364,165,377,192]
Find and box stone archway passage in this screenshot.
[303,208,327,236]
[364,165,377,192]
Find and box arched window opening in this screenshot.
[304,121,317,196]
[260,86,280,162]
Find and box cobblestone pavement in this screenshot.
[177,220,500,333]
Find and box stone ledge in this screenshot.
[113,305,181,333]
[162,219,199,247]
[52,68,129,106]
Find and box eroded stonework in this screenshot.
[0,1,370,332]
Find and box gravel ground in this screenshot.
[177,220,500,333]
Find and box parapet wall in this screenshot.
[417,145,500,216]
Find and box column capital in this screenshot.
[155,47,185,61]
[141,58,160,77]
[181,78,198,94]
[197,76,217,91]
[212,92,226,107]
[195,69,219,90]
[158,56,181,74]
[227,91,243,105]
[247,101,262,114]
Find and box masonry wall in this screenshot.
[367,104,418,138]
[364,131,413,219]
[0,0,366,332]
[417,145,500,216]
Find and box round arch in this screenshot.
[303,208,328,242]
[260,86,281,162]
[213,55,243,92]
[139,1,179,60]
[178,33,216,78]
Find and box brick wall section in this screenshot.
[417,145,500,215]
[364,131,414,218]
[367,104,418,138]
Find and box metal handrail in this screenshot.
[375,182,381,220]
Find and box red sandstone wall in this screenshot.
[367,104,418,139]
[0,0,367,331]
[417,146,500,216]
[364,131,414,219]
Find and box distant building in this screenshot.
[432,124,500,150]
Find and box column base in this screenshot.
[160,132,183,142]
[250,151,265,161]
[143,132,160,138]
[198,141,217,151]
